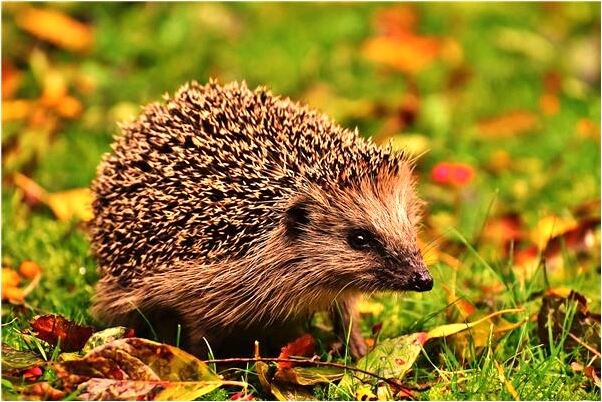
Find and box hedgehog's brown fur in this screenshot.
[90,80,432,359]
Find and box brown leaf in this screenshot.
[31,315,94,352]
[17,382,65,401]
[476,110,538,138]
[15,7,93,52]
[537,289,601,365]
[54,338,223,400]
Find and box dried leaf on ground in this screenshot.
[54,338,224,401]
[16,382,66,401]
[277,334,315,370]
[13,173,93,222]
[15,7,93,52]
[476,110,538,138]
[275,366,344,386]
[537,289,601,366]
[47,188,94,222]
[31,315,94,352]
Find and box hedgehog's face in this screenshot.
[283,169,433,293]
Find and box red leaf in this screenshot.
[277,334,315,370]
[22,366,43,381]
[31,315,94,352]
[431,162,475,186]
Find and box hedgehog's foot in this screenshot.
[330,298,367,359]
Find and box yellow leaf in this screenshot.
[355,384,377,401]
[426,308,524,339]
[47,188,94,222]
[15,7,93,52]
[2,268,21,288]
[531,215,577,249]
[2,100,33,122]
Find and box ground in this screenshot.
[1,2,601,401]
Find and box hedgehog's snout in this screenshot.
[408,267,433,292]
[406,251,433,292]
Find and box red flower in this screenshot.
[431,162,474,186]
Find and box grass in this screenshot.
[2,2,601,400]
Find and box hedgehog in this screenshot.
[90,80,433,359]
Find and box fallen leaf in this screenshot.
[2,268,21,288]
[54,338,225,400]
[339,332,426,393]
[31,315,94,352]
[22,366,43,382]
[274,366,344,386]
[81,327,135,354]
[1,62,23,99]
[355,383,377,400]
[3,287,24,304]
[426,308,524,339]
[476,110,538,138]
[277,334,315,370]
[363,35,440,74]
[15,7,93,52]
[576,118,600,140]
[2,99,33,122]
[431,162,475,187]
[19,261,41,279]
[268,381,318,401]
[16,382,65,401]
[539,94,560,116]
[13,174,93,222]
[1,344,45,378]
[13,173,49,207]
[537,289,601,365]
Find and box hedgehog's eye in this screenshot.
[347,229,377,251]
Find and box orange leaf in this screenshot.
[55,95,82,119]
[19,260,41,279]
[2,267,21,288]
[15,7,93,52]
[2,62,23,99]
[539,94,559,116]
[2,99,33,122]
[363,34,440,74]
[3,287,25,303]
[477,110,538,138]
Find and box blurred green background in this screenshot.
[1,2,601,399]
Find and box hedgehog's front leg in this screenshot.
[330,298,367,359]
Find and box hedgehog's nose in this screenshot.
[410,269,433,292]
[407,252,433,291]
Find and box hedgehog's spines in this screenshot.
[90,80,412,284]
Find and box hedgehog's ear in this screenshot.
[284,200,310,241]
